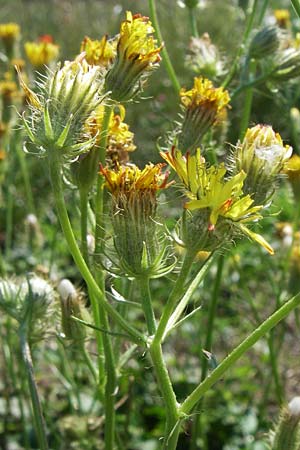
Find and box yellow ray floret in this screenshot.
[161,147,274,254]
[100,163,170,196]
[180,77,230,121]
[80,35,116,67]
[119,11,162,64]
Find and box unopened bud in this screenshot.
[248,27,281,60]
[271,399,300,450]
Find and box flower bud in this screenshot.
[18,57,105,161]
[270,398,300,450]
[105,11,162,102]
[100,163,174,278]
[185,34,225,79]
[248,26,281,60]
[58,279,87,344]
[183,0,200,7]
[234,124,292,204]
[271,49,300,81]
[178,77,230,153]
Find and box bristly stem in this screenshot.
[222,0,259,88]
[93,104,117,450]
[19,328,48,450]
[79,188,89,265]
[190,254,224,450]
[139,277,156,335]
[148,0,181,94]
[180,291,300,415]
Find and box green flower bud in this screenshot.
[18,57,104,161]
[248,26,281,60]
[234,124,292,205]
[58,279,88,345]
[270,397,300,450]
[271,49,300,81]
[100,163,175,278]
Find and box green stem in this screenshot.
[239,59,256,140]
[148,0,181,94]
[149,341,180,449]
[257,0,269,26]
[93,104,117,450]
[19,329,48,450]
[267,330,284,404]
[79,188,89,265]
[188,7,199,38]
[222,0,259,88]
[139,277,156,335]
[190,254,224,450]
[15,137,35,214]
[82,344,98,383]
[180,292,300,415]
[291,0,300,19]
[154,250,197,344]
[47,150,145,344]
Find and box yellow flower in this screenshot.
[178,77,230,152]
[161,147,273,254]
[24,37,59,67]
[100,162,169,198]
[0,80,18,99]
[118,11,161,64]
[105,11,162,101]
[85,105,136,163]
[274,9,290,28]
[283,154,300,200]
[80,35,116,67]
[0,23,20,41]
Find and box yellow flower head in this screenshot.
[105,11,162,101]
[178,77,230,152]
[283,154,300,200]
[161,147,273,254]
[100,162,169,198]
[85,105,136,163]
[24,36,59,67]
[274,9,290,28]
[100,163,172,277]
[118,11,161,64]
[80,35,116,67]
[0,23,20,41]
[180,77,230,118]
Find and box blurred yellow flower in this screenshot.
[283,154,300,200]
[24,36,59,67]
[274,9,290,28]
[0,23,20,41]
